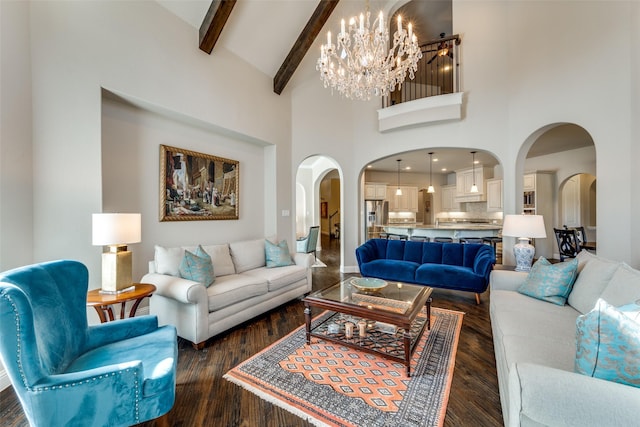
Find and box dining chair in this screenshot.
[554,228,579,261]
[0,260,177,427]
[297,226,320,259]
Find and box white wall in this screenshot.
[101,96,267,282]
[0,0,34,392]
[0,0,33,272]
[631,1,640,268]
[25,1,292,288]
[291,0,638,269]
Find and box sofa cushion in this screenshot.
[360,259,419,283]
[244,264,308,291]
[207,274,268,312]
[415,264,485,292]
[229,239,266,273]
[491,289,580,373]
[600,263,640,307]
[518,257,578,306]
[385,239,406,260]
[568,254,620,314]
[403,241,424,263]
[201,244,235,277]
[154,245,184,277]
[442,243,464,266]
[265,239,294,268]
[421,242,443,264]
[179,245,215,287]
[575,299,640,387]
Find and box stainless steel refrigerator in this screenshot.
[365,200,389,240]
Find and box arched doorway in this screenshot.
[559,173,597,242]
[296,156,342,262]
[522,123,596,259]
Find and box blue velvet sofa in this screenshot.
[356,239,495,303]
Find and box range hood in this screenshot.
[454,194,486,203]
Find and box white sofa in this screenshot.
[490,250,640,427]
[141,238,314,349]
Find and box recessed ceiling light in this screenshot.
[474,160,480,164]
[441,168,447,172]
[433,158,438,162]
[367,165,372,168]
[405,166,411,170]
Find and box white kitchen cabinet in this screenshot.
[523,174,536,191]
[387,186,418,212]
[441,185,460,211]
[365,183,387,200]
[486,179,503,212]
[455,166,493,202]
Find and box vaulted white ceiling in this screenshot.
[155,1,594,175]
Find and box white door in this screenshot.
[562,176,580,227]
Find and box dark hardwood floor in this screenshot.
[0,234,503,426]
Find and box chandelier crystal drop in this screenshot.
[316,7,422,101]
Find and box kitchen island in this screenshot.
[383,223,502,241]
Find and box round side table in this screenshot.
[87,283,156,323]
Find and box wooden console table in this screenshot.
[87,283,156,323]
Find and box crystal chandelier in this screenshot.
[316,4,422,101]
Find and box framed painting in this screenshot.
[160,144,239,221]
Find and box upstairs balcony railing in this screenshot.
[383,34,461,108]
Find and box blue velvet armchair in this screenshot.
[0,260,178,427]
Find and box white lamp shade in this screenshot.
[92,213,141,246]
[502,214,546,239]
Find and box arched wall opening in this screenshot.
[360,147,503,248]
[296,156,342,260]
[514,123,596,261]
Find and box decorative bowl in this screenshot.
[350,277,388,292]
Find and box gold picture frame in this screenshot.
[160,144,239,221]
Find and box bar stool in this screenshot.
[433,237,453,243]
[388,234,407,241]
[459,237,484,244]
[482,236,503,263]
[410,236,430,242]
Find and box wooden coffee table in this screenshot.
[303,278,432,376]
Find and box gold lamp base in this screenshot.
[101,245,133,293]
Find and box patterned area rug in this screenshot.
[224,307,463,427]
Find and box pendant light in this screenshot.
[470,151,479,193]
[427,152,435,193]
[396,159,403,196]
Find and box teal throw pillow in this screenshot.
[575,299,640,387]
[265,239,294,268]
[517,257,578,305]
[179,245,215,287]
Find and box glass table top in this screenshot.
[308,278,428,315]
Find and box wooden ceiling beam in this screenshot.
[199,0,237,54]
[273,0,339,95]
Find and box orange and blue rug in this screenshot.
[224,307,463,427]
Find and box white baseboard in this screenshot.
[341,265,360,274]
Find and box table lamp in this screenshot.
[92,213,141,293]
[502,214,546,272]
